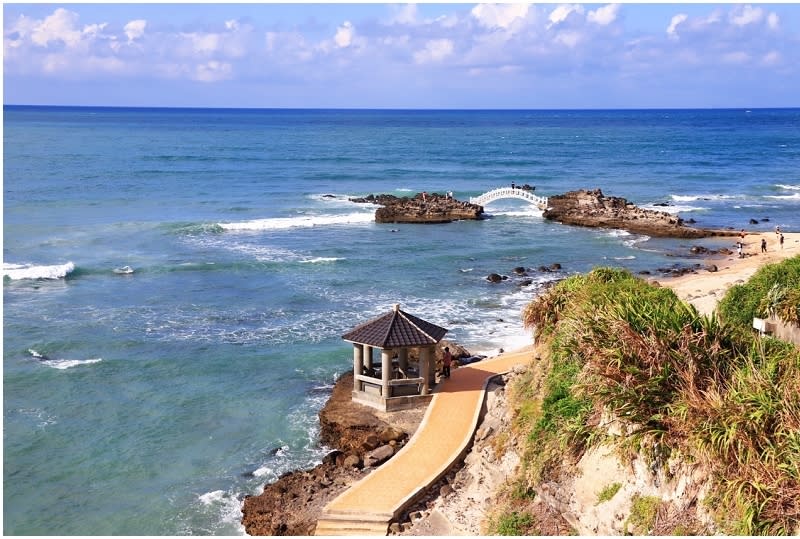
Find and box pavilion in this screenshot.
[342,304,448,411]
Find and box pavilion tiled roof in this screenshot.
[342,304,448,348]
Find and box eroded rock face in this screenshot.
[351,193,484,224]
[542,189,738,239]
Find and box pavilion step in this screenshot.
[315,511,390,536]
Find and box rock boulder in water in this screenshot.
[542,189,738,238]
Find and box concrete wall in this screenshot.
[768,314,800,346]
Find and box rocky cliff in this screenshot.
[543,189,738,239]
[350,193,483,224]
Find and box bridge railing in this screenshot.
[469,187,548,209]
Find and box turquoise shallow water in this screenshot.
[3,106,799,534]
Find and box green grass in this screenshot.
[625,494,661,535]
[596,482,622,504]
[490,511,534,535]
[717,255,800,327]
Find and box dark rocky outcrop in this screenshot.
[543,189,739,239]
[350,193,483,224]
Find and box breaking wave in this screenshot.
[28,349,103,370]
[3,262,76,280]
[218,212,374,231]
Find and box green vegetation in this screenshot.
[489,510,534,535]
[496,265,800,535]
[596,482,622,504]
[625,494,662,534]
[717,256,800,327]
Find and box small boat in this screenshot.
[113,265,134,274]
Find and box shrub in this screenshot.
[625,494,662,534]
[718,256,800,328]
[491,511,534,535]
[596,482,622,504]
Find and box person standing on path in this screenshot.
[761,238,767,253]
[442,347,452,379]
[780,234,785,249]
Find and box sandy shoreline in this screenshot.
[659,231,799,315]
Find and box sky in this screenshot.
[3,2,799,109]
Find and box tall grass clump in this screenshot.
[515,265,800,535]
[717,255,800,327]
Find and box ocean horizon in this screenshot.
[4,106,799,534]
[7,104,800,112]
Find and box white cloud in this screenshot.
[554,30,582,48]
[389,4,418,25]
[334,21,354,48]
[413,38,454,64]
[767,13,780,30]
[471,3,529,30]
[194,60,232,82]
[225,19,239,31]
[729,5,763,27]
[723,51,751,64]
[762,50,781,66]
[587,4,620,26]
[181,32,220,55]
[435,14,459,29]
[82,23,108,39]
[31,8,82,48]
[548,5,584,29]
[124,19,146,42]
[666,14,687,38]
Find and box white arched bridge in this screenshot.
[470,187,548,210]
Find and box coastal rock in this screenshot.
[351,192,483,224]
[487,273,503,283]
[542,189,738,239]
[364,445,395,468]
[378,427,406,444]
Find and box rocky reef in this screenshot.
[542,189,739,239]
[350,193,483,224]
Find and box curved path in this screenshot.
[315,348,533,535]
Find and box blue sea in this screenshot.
[3,106,799,535]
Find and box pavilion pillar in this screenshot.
[353,344,363,392]
[428,346,436,385]
[420,348,430,396]
[363,344,372,370]
[381,349,392,397]
[398,348,408,375]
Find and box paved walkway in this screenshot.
[315,348,533,535]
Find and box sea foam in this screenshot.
[41,358,103,370]
[3,262,75,280]
[641,203,707,214]
[29,349,103,369]
[218,212,374,231]
[765,193,800,200]
[671,194,740,202]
